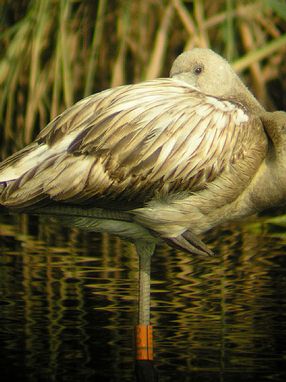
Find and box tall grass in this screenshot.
[0,0,286,157]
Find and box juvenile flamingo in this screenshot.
[1,49,285,347]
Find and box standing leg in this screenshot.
[135,240,155,361]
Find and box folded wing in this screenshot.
[0,78,258,208]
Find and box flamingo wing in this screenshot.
[0,78,262,208]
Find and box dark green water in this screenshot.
[0,211,286,381]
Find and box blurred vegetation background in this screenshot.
[0,0,286,158]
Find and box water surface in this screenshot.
[0,211,286,381]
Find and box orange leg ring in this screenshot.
[135,324,154,360]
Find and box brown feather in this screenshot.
[0,79,265,209]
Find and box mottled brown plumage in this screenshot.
[1,48,283,256]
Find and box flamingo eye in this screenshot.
[194,65,203,75]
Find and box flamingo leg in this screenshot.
[135,240,155,361]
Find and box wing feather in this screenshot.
[0,78,264,208]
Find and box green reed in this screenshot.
[0,0,286,156]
